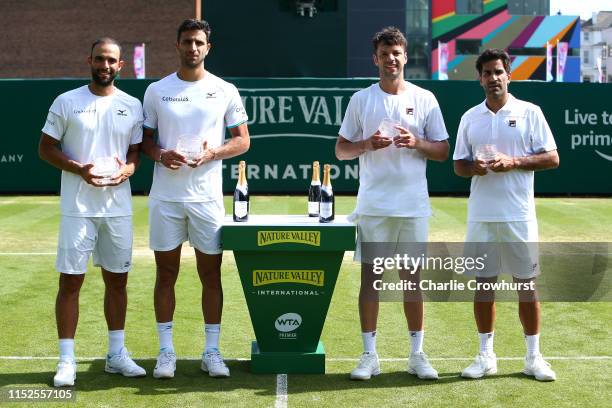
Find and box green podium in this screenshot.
[222,215,355,374]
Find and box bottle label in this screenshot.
[235,201,248,218]
[320,202,333,218]
[308,201,319,215]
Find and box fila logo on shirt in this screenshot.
[508,119,517,127]
[406,107,414,115]
[116,109,128,117]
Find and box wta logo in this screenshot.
[275,313,302,332]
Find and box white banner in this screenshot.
[133,43,146,79]
[546,41,553,82]
[596,56,603,83]
[438,42,448,81]
[556,41,568,82]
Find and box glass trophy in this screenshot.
[378,117,400,139]
[176,134,203,165]
[92,157,119,185]
[474,144,498,164]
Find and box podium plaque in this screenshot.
[222,215,355,373]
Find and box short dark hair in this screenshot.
[90,37,122,58]
[476,49,511,75]
[372,27,407,53]
[177,19,211,43]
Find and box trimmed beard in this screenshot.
[91,69,117,87]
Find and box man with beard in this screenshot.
[39,38,146,387]
[336,27,449,380]
[453,49,559,381]
[141,19,249,379]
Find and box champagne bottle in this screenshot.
[319,164,334,223]
[233,161,249,222]
[308,161,321,217]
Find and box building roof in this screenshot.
[582,11,612,31]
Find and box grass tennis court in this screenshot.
[0,196,610,407]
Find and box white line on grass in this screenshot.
[1,356,610,361]
[329,356,612,361]
[275,374,288,408]
[0,250,157,257]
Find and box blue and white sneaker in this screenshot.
[105,347,146,377]
[153,350,176,379]
[201,349,230,378]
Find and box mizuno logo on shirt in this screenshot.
[206,92,217,98]
[117,109,127,116]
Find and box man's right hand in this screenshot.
[159,149,188,170]
[364,131,393,151]
[78,163,104,186]
[472,159,489,176]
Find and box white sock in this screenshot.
[58,338,75,360]
[362,331,377,354]
[525,333,540,355]
[409,330,424,354]
[205,324,221,353]
[479,332,495,354]
[157,321,174,352]
[108,330,125,356]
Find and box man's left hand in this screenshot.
[393,125,420,149]
[489,153,516,172]
[106,157,133,186]
[191,141,216,167]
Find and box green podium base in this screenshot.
[250,341,326,374]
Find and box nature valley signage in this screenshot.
[253,270,325,287]
[257,230,320,247]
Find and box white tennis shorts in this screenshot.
[463,220,540,279]
[56,216,133,274]
[354,215,429,263]
[148,198,224,254]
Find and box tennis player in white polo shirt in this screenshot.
[336,27,449,381]
[453,48,559,381]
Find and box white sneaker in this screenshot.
[153,350,176,379]
[350,352,380,380]
[201,350,230,378]
[523,353,556,381]
[105,347,146,377]
[461,352,498,379]
[407,351,439,380]
[53,357,76,387]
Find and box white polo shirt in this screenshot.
[453,94,557,222]
[143,72,248,203]
[339,81,449,217]
[41,85,143,217]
